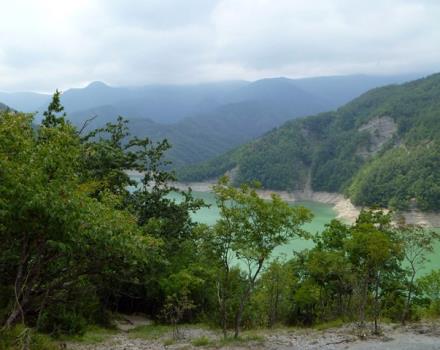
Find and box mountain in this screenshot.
[1,73,426,167]
[67,74,422,167]
[0,102,9,111]
[62,80,248,124]
[289,73,421,108]
[70,88,329,167]
[0,91,50,112]
[64,74,418,125]
[178,73,440,211]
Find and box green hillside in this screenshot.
[178,73,440,211]
[1,74,419,168]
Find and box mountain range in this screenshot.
[0,73,422,167]
[178,73,440,211]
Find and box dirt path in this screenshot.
[66,322,440,350]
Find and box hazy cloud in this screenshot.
[0,0,439,91]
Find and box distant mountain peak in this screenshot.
[86,81,110,89]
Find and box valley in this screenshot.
[179,73,440,214]
[2,2,440,349]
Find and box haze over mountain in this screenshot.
[0,92,50,113]
[0,73,425,167]
[178,73,440,211]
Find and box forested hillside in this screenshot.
[2,91,440,350]
[1,74,419,168]
[179,73,440,211]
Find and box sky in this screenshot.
[1,0,440,92]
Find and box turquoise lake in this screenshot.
[169,190,440,272]
[168,190,336,260]
[128,168,440,273]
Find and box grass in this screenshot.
[313,318,345,331]
[58,325,117,343]
[217,331,265,347]
[191,336,211,347]
[163,337,175,346]
[0,325,59,350]
[128,324,172,340]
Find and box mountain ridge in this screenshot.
[178,73,440,211]
[1,73,428,168]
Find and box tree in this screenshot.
[254,258,296,327]
[345,209,403,335]
[0,93,199,333]
[41,89,66,128]
[418,270,440,317]
[0,110,158,330]
[210,176,311,338]
[397,223,440,324]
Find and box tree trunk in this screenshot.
[272,285,280,327]
[373,273,381,335]
[217,264,230,339]
[4,238,30,328]
[358,275,370,331]
[234,287,250,339]
[220,283,227,338]
[401,265,416,325]
[234,261,264,338]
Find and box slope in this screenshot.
[1,73,427,169]
[178,73,440,211]
[67,74,420,167]
[0,91,50,112]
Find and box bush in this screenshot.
[418,270,440,317]
[191,336,211,347]
[39,307,88,336]
[0,325,58,350]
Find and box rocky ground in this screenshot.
[66,318,440,350]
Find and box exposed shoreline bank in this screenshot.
[172,181,440,228]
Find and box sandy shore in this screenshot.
[172,181,440,228]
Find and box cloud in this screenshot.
[0,0,439,91]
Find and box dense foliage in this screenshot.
[1,93,440,349]
[0,103,204,336]
[247,213,440,332]
[179,73,440,211]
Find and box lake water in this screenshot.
[169,190,336,260]
[169,191,440,273]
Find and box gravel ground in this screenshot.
[66,322,440,350]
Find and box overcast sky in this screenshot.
[1,0,440,92]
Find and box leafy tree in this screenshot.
[41,89,66,128]
[396,223,440,324]
[0,92,204,334]
[345,210,403,334]
[418,270,440,317]
[210,176,311,337]
[0,111,158,330]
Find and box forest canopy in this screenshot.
[1,93,440,350]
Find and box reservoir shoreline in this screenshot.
[171,181,440,228]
